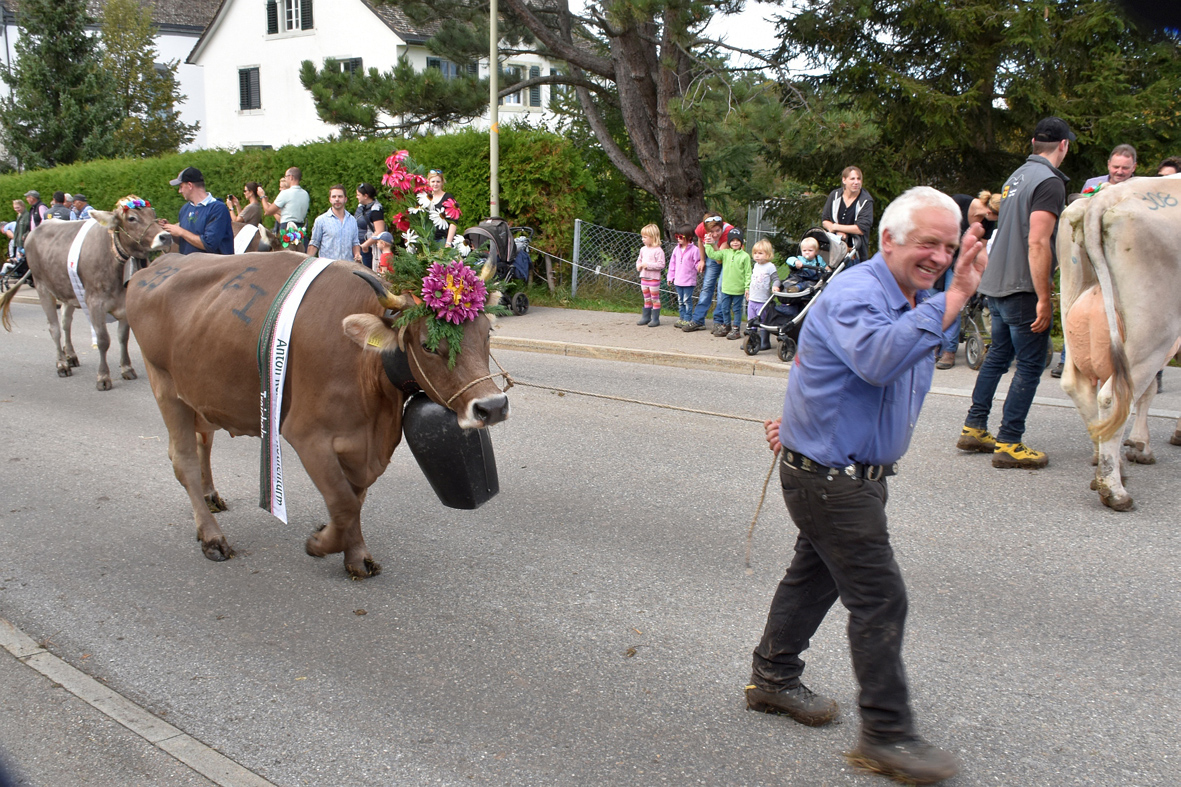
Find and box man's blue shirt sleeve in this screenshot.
[201,201,234,255]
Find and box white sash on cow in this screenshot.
[257,256,335,523]
[65,219,114,328]
[234,224,260,254]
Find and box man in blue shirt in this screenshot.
[70,194,93,221]
[746,187,988,786]
[307,185,361,263]
[160,167,234,255]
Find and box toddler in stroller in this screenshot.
[743,229,853,362]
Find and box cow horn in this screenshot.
[352,269,414,310]
[480,259,495,282]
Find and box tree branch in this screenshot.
[498,0,614,78]
[498,73,615,101]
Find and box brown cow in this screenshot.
[0,198,172,390]
[125,251,510,578]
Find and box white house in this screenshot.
[0,0,217,150]
[187,0,561,150]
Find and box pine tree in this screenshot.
[0,0,122,170]
[101,0,199,157]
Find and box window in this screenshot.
[239,67,261,111]
[328,57,363,75]
[549,67,565,107]
[427,58,478,80]
[500,64,522,105]
[267,0,313,34]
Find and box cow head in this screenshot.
[90,195,172,258]
[343,290,510,429]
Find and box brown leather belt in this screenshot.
[782,450,897,481]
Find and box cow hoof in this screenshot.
[67,355,80,368]
[204,493,228,513]
[1100,492,1135,512]
[1125,446,1156,465]
[96,377,113,391]
[1170,431,1181,446]
[57,364,72,377]
[346,557,382,580]
[305,526,331,558]
[1089,478,1099,491]
[200,538,234,561]
[122,368,138,381]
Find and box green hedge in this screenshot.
[0,126,592,257]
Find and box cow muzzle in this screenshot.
[462,393,510,429]
[151,231,172,251]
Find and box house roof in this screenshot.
[1,1,221,34]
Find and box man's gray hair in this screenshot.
[878,187,960,246]
[1110,143,1137,163]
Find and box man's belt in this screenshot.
[782,450,897,481]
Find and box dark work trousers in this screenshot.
[751,459,915,744]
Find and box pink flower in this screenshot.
[390,212,410,232]
[421,260,487,324]
[442,198,462,221]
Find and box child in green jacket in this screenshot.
[704,228,753,340]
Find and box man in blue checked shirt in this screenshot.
[745,187,988,786]
[307,185,361,263]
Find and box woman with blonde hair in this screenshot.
[821,166,874,262]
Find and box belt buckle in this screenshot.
[865,464,884,481]
[843,465,856,478]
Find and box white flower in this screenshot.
[429,206,449,230]
[402,229,420,250]
[453,238,471,257]
[408,206,422,215]
[416,192,432,209]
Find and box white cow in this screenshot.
[1058,177,1181,510]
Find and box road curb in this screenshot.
[491,335,791,378]
[0,617,278,787]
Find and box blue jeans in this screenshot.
[691,259,722,324]
[675,285,696,322]
[715,292,744,327]
[965,292,1049,444]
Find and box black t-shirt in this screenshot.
[1029,178,1066,217]
[430,192,458,241]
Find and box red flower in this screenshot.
[390,212,410,232]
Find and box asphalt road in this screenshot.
[1,300,1178,786]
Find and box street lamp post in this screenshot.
[489,0,499,218]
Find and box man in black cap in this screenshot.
[71,194,92,221]
[159,166,234,255]
[956,116,1073,469]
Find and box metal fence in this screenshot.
[571,219,703,308]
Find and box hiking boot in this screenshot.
[1050,361,1064,378]
[744,683,838,727]
[956,426,996,453]
[992,441,1048,469]
[683,321,705,332]
[847,736,959,785]
[936,350,956,369]
[711,323,728,337]
[727,327,742,340]
[637,307,651,326]
[674,319,687,329]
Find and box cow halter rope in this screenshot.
[256,256,336,523]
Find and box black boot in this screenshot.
[648,307,661,327]
[637,307,651,325]
[759,329,771,350]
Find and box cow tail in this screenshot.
[0,273,28,331]
[1083,197,1133,444]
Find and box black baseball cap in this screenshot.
[1033,117,1076,143]
[169,166,204,186]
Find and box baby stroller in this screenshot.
[958,292,989,370]
[0,253,30,292]
[743,229,855,362]
[461,218,533,315]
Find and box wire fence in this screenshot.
[570,219,705,310]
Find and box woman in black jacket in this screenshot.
[821,166,873,263]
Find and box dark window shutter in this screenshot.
[266,0,278,34]
[529,65,540,106]
[239,68,260,110]
[427,57,441,72]
[301,0,313,30]
[348,57,362,75]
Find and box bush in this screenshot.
[0,128,592,257]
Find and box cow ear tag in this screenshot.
[401,392,499,510]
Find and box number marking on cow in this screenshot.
[233,284,268,325]
[1138,192,1179,211]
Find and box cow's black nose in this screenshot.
[472,395,509,425]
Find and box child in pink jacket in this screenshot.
[666,224,701,329]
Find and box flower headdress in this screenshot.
[379,149,503,368]
[118,196,152,212]
[279,226,305,248]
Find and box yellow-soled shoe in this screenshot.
[956,426,996,453]
[992,441,1048,469]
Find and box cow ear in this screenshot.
[89,210,115,228]
[343,313,399,350]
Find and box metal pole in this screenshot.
[489,0,499,218]
[571,218,581,298]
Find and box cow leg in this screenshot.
[195,428,228,513]
[144,362,233,561]
[295,443,380,579]
[92,313,114,391]
[118,319,137,380]
[1170,414,1181,447]
[35,290,72,376]
[60,305,80,368]
[1124,386,1156,465]
[1093,390,1134,511]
